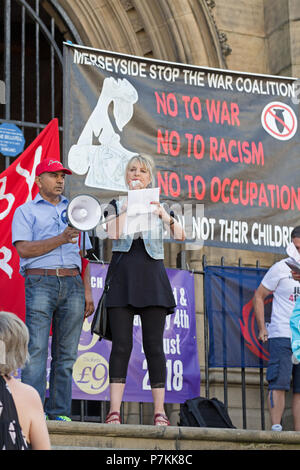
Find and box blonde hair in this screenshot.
[125,153,156,188]
[0,312,29,376]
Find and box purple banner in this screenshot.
[70,262,200,403]
[16,264,199,403]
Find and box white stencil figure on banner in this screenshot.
[68,77,138,191]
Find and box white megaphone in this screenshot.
[67,194,102,231]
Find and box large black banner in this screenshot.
[63,43,300,253]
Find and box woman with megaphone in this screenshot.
[104,153,185,426]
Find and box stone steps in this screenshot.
[47,421,300,451]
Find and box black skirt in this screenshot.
[105,237,176,314]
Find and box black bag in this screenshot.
[91,285,111,341]
[91,254,123,342]
[179,397,236,428]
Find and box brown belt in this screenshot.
[25,268,80,277]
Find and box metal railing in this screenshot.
[201,254,267,430]
[0,0,81,172]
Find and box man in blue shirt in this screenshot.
[12,159,94,421]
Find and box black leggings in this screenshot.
[108,306,167,388]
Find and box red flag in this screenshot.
[0,118,60,322]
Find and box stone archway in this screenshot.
[60,0,229,68]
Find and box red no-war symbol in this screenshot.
[261,101,297,140]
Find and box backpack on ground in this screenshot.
[179,396,236,428]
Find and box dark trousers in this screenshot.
[108,306,167,388]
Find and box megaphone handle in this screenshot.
[83,231,86,254]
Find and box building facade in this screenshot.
[1,0,299,429]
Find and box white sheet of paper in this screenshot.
[287,241,300,262]
[286,259,300,274]
[124,187,160,235]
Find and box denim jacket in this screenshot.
[112,198,164,260]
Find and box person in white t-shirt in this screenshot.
[253,226,300,432]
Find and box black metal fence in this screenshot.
[201,255,267,430]
[0,0,81,173]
